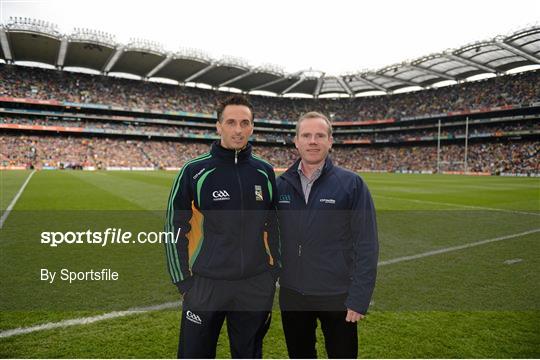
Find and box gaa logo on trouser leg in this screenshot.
[186,310,202,325]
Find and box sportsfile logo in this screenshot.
[212,190,230,201]
[186,310,202,325]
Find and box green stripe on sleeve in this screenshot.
[165,153,211,282]
[256,168,272,202]
[196,168,216,206]
[251,153,273,168]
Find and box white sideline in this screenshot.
[0,170,36,229]
[1,227,538,339]
[378,228,540,266]
[374,194,540,217]
[0,301,181,339]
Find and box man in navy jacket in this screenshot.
[277,111,378,358]
[164,95,280,358]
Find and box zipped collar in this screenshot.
[210,140,253,164]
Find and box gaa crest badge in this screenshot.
[255,185,263,201]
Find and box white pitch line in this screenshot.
[378,228,540,266]
[0,301,181,339]
[1,227,538,339]
[374,194,540,217]
[0,170,36,229]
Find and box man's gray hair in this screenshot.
[295,111,333,137]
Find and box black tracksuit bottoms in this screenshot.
[280,287,358,359]
[177,272,275,359]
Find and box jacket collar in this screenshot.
[210,141,252,163]
[282,156,334,191]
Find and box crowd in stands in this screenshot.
[0,116,215,136]
[0,134,208,169]
[1,65,539,122]
[339,120,539,141]
[1,64,538,174]
[2,134,538,174]
[330,142,539,174]
[3,116,537,144]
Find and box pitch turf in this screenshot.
[0,170,539,358]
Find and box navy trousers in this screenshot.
[280,287,358,359]
[178,272,275,358]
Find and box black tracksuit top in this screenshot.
[164,141,280,294]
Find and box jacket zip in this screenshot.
[289,172,320,295]
[290,175,308,294]
[235,149,245,276]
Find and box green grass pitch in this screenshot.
[0,170,539,358]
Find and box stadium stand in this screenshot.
[0,21,538,175]
[1,134,538,174]
[1,65,539,121]
[0,63,538,174]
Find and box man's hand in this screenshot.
[345,309,365,322]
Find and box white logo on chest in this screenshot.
[212,190,230,201]
[320,198,336,204]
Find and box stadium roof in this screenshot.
[1,17,539,97]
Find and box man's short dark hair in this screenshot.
[216,95,254,123]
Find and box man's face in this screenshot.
[216,105,254,150]
[294,117,333,166]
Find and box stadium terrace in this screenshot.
[1,18,539,96]
[0,18,538,175]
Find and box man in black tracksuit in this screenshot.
[277,111,378,358]
[164,96,280,358]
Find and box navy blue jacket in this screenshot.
[277,157,378,314]
[164,141,280,294]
